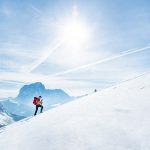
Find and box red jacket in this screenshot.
[33,97,42,105]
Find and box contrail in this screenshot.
[28,40,64,73]
[50,45,150,77]
[30,5,42,16]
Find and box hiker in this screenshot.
[94,89,97,92]
[33,96,43,116]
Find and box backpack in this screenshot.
[33,97,37,105]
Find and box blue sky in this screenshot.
[0,0,150,97]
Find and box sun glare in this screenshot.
[54,4,92,66]
[62,20,88,43]
[59,18,90,46]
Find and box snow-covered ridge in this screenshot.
[0,73,150,150]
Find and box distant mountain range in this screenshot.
[16,82,73,108]
[0,82,73,127]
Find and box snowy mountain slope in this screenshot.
[0,103,14,128]
[0,113,14,128]
[0,99,33,117]
[0,103,25,128]
[0,73,150,150]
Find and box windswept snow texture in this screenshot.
[0,113,14,128]
[0,74,150,150]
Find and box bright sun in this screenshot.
[57,4,90,47]
[60,18,89,45]
[55,4,91,66]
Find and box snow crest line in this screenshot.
[50,46,150,77]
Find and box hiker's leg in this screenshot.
[40,105,43,113]
[34,105,38,116]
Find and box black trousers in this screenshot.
[34,105,43,116]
